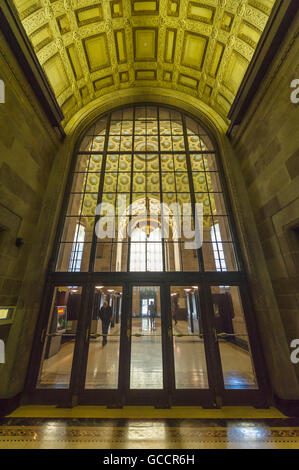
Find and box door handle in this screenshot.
[40,328,46,343]
[85,328,90,342]
[217,332,244,338]
[213,328,218,343]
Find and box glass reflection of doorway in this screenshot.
[37,286,82,389]
[130,286,163,389]
[141,298,154,315]
[171,286,209,389]
[84,285,123,389]
[211,285,258,390]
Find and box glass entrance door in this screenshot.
[170,286,210,390]
[168,284,219,406]
[169,284,262,405]
[32,280,265,407]
[130,286,163,389]
[124,283,220,406]
[125,284,169,404]
[84,285,123,390]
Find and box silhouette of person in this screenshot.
[99,300,112,346]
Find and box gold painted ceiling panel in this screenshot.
[13,0,276,126]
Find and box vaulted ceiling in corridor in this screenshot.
[13,0,276,126]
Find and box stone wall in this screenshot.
[231,17,299,383]
[0,30,62,397]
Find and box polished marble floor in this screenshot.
[0,415,299,449]
[38,319,256,390]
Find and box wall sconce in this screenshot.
[15,237,24,248]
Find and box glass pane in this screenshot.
[85,286,123,389]
[207,171,222,192]
[195,192,227,215]
[56,242,91,272]
[202,154,218,172]
[37,286,82,389]
[188,135,204,151]
[165,242,182,271]
[161,154,174,171]
[171,286,209,388]
[130,286,163,389]
[181,246,199,271]
[202,242,239,271]
[94,243,113,271]
[129,226,163,272]
[111,242,128,271]
[91,135,105,151]
[60,217,94,243]
[211,285,258,389]
[174,154,187,171]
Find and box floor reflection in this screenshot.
[37,317,257,391]
[1,417,299,449]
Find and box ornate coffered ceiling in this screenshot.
[13,0,276,127]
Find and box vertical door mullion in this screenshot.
[119,282,132,400]
[163,283,176,401]
[200,283,224,403]
[68,282,91,399]
[160,283,170,400]
[238,283,270,397]
[26,279,54,393]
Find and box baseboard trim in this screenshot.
[274,395,299,417]
[0,394,21,417]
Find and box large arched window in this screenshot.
[34,105,265,402]
[55,105,239,273]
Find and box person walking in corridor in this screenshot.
[148,300,156,329]
[99,300,112,346]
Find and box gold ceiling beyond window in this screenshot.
[13,0,276,126]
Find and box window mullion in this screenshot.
[89,113,111,272]
[182,113,204,271]
[157,105,166,272]
[127,107,135,271]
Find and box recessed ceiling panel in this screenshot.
[179,74,198,89]
[13,0,276,125]
[83,34,110,72]
[43,53,69,97]
[14,0,41,19]
[115,29,127,64]
[181,32,208,71]
[209,42,225,78]
[75,5,103,26]
[187,3,215,24]
[136,69,157,80]
[94,75,114,91]
[132,0,159,15]
[164,28,176,63]
[134,28,157,61]
[67,44,83,80]
[223,51,249,95]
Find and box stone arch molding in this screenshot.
[13,0,276,127]
[65,86,228,140]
